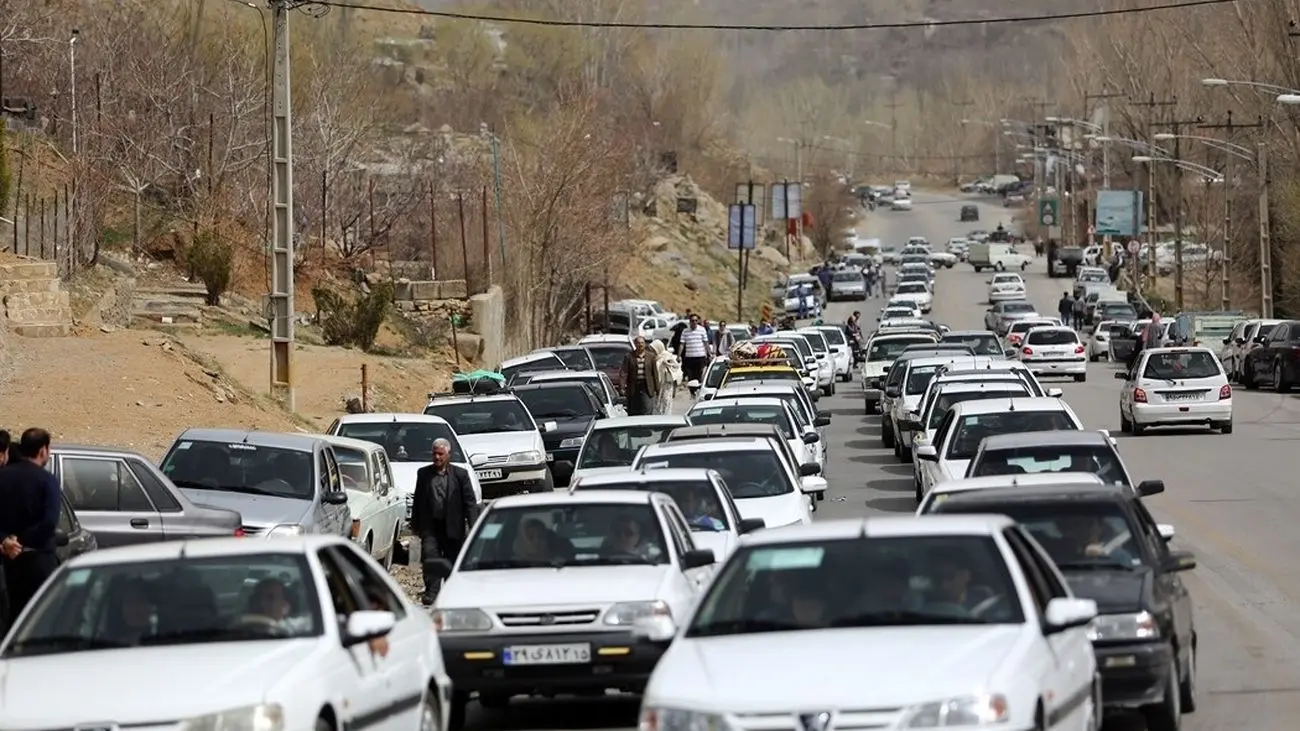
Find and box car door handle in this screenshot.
[130,518,150,529]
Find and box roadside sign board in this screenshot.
[1038,198,1058,227]
[728,204,758,250]
[771,182,803,220]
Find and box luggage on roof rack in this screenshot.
[450,369,506,395]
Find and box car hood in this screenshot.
[178,489,308,529]
[734,494,808,529]
[0,640,322,729]
[439,565,671,609]
[459,431,540,459]
[1064,568,1148,614]
[649,626,1020,709]
[863,361,893,378]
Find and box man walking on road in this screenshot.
[677,314,713,396]
[410,438,479,605]
[620,336,661,416]
[0,428,62,623]
[1058,292,1075,328]
[714,320,736,354]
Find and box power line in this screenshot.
[307,0,1237,31]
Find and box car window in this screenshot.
[1142,351,1222,380]
[58,493,75,533]
[582,479,730,532]
[460,502,670,570]
[585,345,632,371]
[334,421,466,463]
[333,447,373,492]
[501,354,565,383]
[870,338,930,360]
[943,500,1144,571]
[897,283,928,294]
[685,535,1025,636]
[550,348,595,370]
[818,328,846,345]
[635,449,792,498]
[927,388,1028,429]
[61,457,155,513]
[327,545,407,619]
[688,404,795,439]
[704,361,731,388]
[1004,302,1036,313]
[904,365,940,395]
[1000,528,1051,615]
[576,425,676,469]
[945,411,1079,460]
[941,334,1001,356]
[1026,330,1078,346]
[725,369,798,385]
[160,440,316,500]
[969,444,1128,485]
[126,460,182,512]
[424,399,538,435]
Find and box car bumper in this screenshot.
[477,465,552,499]
[1023,359,1088,375]
[1095,641,1173,709]
[441,631,670,695]
[543,448,580,486]
[832,288,866,300]
[989,291,1025,302]
[1131,400,1232,426]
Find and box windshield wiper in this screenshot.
[1055,559,1138,571]
[688,618,806,636]
[6,635,129,656]
[830,610,992,627]
[532,411,584,419]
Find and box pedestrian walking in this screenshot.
[1071,297,1086,330]
[410,438,480,605]
[1057,292,1074,327]
[620,336,661,415]
[864,267,877,298]
[715,320,736,353]
[650,340,683,414]
[677,314,713,396]
[0,428,62,624]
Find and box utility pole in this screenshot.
[1133,94,1176,281]
[952,99,975,184]
[1084,90,1123,257]
[885,93,900,176]
[1151,114,1204,311]
[269,0,296,410]
[1259,143,1273,318]
[1199,112,1263,311]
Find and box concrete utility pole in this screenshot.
[1151,114,1205,311]
[1259,143,1273,317]
[952,99,975,184]
[1199,112,1263,311]
[269,0,297,410]
[886,93,900,176]
[1133,94,1177,280]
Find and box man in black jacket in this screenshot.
[0,428,62,623]
[410,438,480,605]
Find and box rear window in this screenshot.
[928,388,1028,429]
[1026,330,1078,346]
[1142,351,1222,380]
[688,405,794,439]
[501,354,565,382]
[833,272,862,282]
[586,345,631,371]
[1004,302,1036,313]
[1100,303,1136,319]
[869,338,930,360]
[819,328,846,345]
[941,334,1001,356]
[726,369,798,384]
[550,348,595,370]
[946,411,1078,460]
[897,283,928,294]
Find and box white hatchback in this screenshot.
[1018,326,1088,381]
[1118,347,1233,435]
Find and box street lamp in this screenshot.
[1277,94,1300,105]
[1202,77,1300,95]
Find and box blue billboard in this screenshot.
[1094,190,1145,236]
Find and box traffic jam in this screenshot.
[1,200,1277,731]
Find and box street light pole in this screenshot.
[1259,143,1273,318]
[69,29,79,155]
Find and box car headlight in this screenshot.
[433,608,493,633]
[264,524,304,537]
[639,707,730,731]
[605,600,671,626]
[1088,610,1159,641]
[900,694,1010,727]
[179,703,284,731]
[508,450,543,464]
[559,437,584,449]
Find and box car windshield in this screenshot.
[905,365,940,395]
[688,405,794,439]
[334,421,465,463]
[937,501,1144,570]
[516,385,596,420]
[1100,304,1137,320]
[941,334,1001,356]
[833,272,861,282]
[819,328,846,345]
[775,337,813,359]
[501,356,564,383]
[897,283,927,294]
[927,388,1029,429]
[727,369,798,385]
[2,553,323,658]
[1142,351,1222,380]
[585,345,631,371]
[635,450,792,498]
[704,362,731,388]
[685,535,1024,636]
[869,338,931,360]
[576,425,675,469]
[538,375,605,399]
[424,400,536,434]
[1080,271,1108,283]
[883,308,915,319]
[549,348,595,370]
[1026,330,1078,346]
[332,447,372,489]
[969,444,1128,485]
[992,276,1020,285]
[459,503,670,570]
[582,480,730,532]
[801,332,829,354]
[1011,321,1054,335]
[1004,302,1036,314]
[946,411,1078,460]
[160,441,314,500]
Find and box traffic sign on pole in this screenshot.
[1038,198,1059,227]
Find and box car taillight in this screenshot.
[1022,347,1033,355]
[1074,344,1085,354]
[1133,388,1148,403]
[1219,384,1232,400]
[234,527,247,538]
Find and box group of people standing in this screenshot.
[618,312,744,417]
[0,428,64,634]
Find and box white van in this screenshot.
[968,242,1032,273]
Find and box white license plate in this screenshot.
[1164,392,1202,402]
[476,469,504,480]
[503,643,591,666]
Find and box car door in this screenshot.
[317,548,402,731]
[328,544,428,729]
[921,410,957,492]
[57,455,164,547]
[657,500,711,599]
[373,450,403,554]
[1131,500,1194,654]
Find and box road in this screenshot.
[465,191,1300,731]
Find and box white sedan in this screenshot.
[0,536,452,731]
[891,196,913,211]
[1118,347,1233,435]
[640,515,1100,731]
[892,281,933,314]
[988,273,1027,303]
[1017,326,1088,382]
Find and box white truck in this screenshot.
[968,242,1032,273]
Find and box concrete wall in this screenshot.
[468,285,505,367]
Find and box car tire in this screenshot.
[1218,421,1233,434]
[1074,374,1086,382]
[1142,659,1182,731]
[881,420,895,448]
[384,525,400,570]
[914,478,923,504]
[420,689,444,731]
[1180,643,1198,712]
[1120,409,1132,434]
[449,691,470,731]
[478,693,512,710]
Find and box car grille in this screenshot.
[481,454,511,466]
[731,707,905,731]
[496,609,601,627]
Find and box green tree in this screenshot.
[0,118,11,219]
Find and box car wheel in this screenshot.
[1219,421,1233,434]
[478,693,512,710]
[420,689,444,731]
[449,691,470,731]
[1142,659,1182,731]
[881,420,895,448]
[1120,409,1132,434]
[1180,643,1198,712]
[1243,366,1258,390]
[1074,373,1086,382]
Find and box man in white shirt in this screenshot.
[676,314,713,396]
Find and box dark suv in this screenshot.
[931,482,1197,729]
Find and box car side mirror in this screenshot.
[1043,597,1097,635]
[799,475,828,495]
[1046,388,1063,398]
[323,490,350,506]
[469,453,488,467]
[802,431,820,444]
[798,462,822,477]
[1114,371,1128,380]
[1004,348,1018,358]
[342,610,397,647]
[681,548,716,570]
[543,421,558,433]
[897,417,922,432]
[814,414,832,427]
[915,445,938,461]
[1162,549,1196,572]
[1156,523,1176,541]
[738,517,766,534]
[1138,479,1165,497]
[885,386,902,398]
[869,378,883,389]
[54,529,70,548]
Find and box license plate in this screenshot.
[476,469,504,480]
[1164,392,1202,402]
[546,452,555,462]
[503,643,591,665]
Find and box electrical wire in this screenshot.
[306,0,1238,30]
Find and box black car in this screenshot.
[511,381,609,486]
[960,204,979,222]
[931,483,1197,729]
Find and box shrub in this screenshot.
[185,231,234,306]
[312,282,392,352]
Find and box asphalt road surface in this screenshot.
[465,192,1300,731]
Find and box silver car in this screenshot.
[828,270,867,301]
[160,429,352,538]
